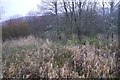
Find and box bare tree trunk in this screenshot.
[0,3,2,77]
[68,1,74,36]
[77,1,82,40]
[71,1,75,35]
[118,3,120,48]
[116,4,120,78]
[91,2,97,36]
[102,1,107,41]
[0,23,2,79]
[54,0,58,27]
[63,1,70,39]
[110,1,114,42]
[53,0,59,40]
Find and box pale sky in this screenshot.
[0,0,119,22]
[0,0,41,21]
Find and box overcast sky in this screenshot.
[0,0,119,22]
[0,0,41,21]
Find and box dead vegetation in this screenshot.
[2,35,118,79]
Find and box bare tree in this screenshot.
[63,1,69,28]
[38,0,61,40]
[118,2,120,47]
[109,0,114,42]
[116,3,120,78]
[77,0,82,40]
[62,0,87,40]
[102,1,108,41]
[53,0,59,38]
[0,1,3,79]
[62,0,73,38]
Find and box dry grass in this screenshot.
[2,35,117,79]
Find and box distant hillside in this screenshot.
[2,15,56,41]
[1,7,118,41]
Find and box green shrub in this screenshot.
[87,37,99,46]
[66,39,81,46]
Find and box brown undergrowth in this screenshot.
[2,35,117,79]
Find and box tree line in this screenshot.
[39,0,118,41]
[1,1,119,42]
